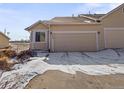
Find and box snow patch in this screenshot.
[84,49,119,60]
[0,49,124,88]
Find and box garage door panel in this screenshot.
[105,30,124,48]
[52,32,97,52]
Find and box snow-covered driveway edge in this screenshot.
[0,49,124,89]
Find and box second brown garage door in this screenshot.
[104,28,124,48]
[51,31,98,52]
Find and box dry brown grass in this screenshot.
[10,43,29,53]
[3,50,17,58]
[0,47,32,70]
[16,50,33,63]
[0,50,17,58]
[0,49,17,70]
[0,57,12,71]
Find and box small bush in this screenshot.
[4,50,17,58]
[0,57,11,71]
[16,50,33,63]
[0,50,17,58]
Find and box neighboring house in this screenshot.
[0,32,9,48]
[25,4,124,52]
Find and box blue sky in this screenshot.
[0,3,122,41]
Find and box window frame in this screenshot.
[122,8,124,13]
[34,30,47,43]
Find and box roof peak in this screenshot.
[0,31,10,40]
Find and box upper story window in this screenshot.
[35,32,45,42]
[122,8,124,13]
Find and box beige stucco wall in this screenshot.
[0,34,9,48]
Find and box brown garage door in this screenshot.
[105,29,124,48]
[52,31,98,52]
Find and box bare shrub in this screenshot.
[0,50,17,58]
[4,50,17,58]
[0,57,13,71]
[16,50,33,63]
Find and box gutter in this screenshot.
[78,15,97,21]
[48,22,101,25]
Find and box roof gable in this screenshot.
[0,32,10,40]
[100,3,124,20]
[25,4,124,29]
[25,20,49,31]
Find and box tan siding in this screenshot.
[50,24,100,31]
[102,6,124,27]
[102,6,124,49]
[0,34,9,48]
[31,23,48,31]
[30,42,47,50]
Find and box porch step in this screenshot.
[32,50,49,57]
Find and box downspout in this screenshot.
[29,31,31,50]
[48,24,51,52]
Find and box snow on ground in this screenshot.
[1,49,124,88]
[0,70,3,77]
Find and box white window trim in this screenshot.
[122,8,124,13]
[32,30,48,43]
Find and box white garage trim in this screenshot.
[51,31,99,51]
[51,33,54,52]
[104,30,107,48]
[96,32,99,51]
[52,31,97,33]
[104,28,124,31]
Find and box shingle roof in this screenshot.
[49,16,96,24]
[25,20,49,30]
[100,3,124,19]
[25,3,124,31]
[25,16,100,31]
[79,14,106,19]
[48,14,106,24]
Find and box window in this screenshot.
[35,32,45,42]
[122,8,124,13]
